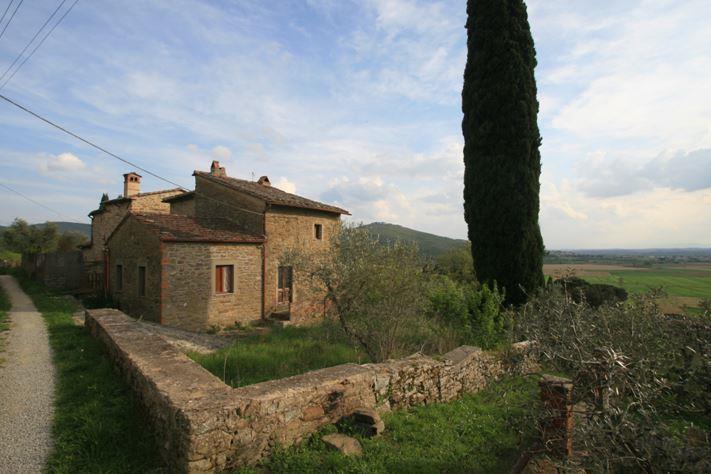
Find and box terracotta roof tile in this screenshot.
[131,213,264,243]
[194,171,350,215]
[163,191,195,203]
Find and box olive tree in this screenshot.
[515,286,710,471]
[282,225,438,362]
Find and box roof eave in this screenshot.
[159,238,265,244]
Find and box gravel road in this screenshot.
[0,275,55,473]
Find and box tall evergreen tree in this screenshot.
[461,0,544,304]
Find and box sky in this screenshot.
[0,0,709,249]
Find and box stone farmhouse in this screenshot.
[86,161,349,331]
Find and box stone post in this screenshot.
[539,374,574,458]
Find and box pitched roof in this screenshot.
[128,213,264,243]
[163,191,195,203]
[89,188,185,216]
[194,171,350,215]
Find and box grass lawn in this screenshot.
[582,268,711,299]
[190,324,368,387]
[239,376,537,474]
[14,274,164,473]
[0,283,10,360]
[545,264,711,314]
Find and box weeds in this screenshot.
[14,273,163,472]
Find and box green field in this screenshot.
[544,264,711,314]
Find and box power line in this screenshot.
[1,0,79,90]
[0,1,14,28]
[0,0,23,42]
[0,0,67,85]
[0,93,266,217]
[0,181,69,219]
[0,92,186,189]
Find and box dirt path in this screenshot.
[0,275,55,473]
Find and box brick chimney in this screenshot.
[210,160,226,177]
[257,176,271,187]
[123,172,142,197]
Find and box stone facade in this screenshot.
[162,243,263,331]
[194,176,266,235]
[107,216,162,322]
[83,188,183,291]
[107,214,264,331]
[167,193,196,217]
[100,162,347,330]
[86,308,538,473]
[264,206,340,323]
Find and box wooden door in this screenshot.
[277,266,293,304]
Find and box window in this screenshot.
[314,223,323,240]
[138,266,146,296]
[277,266,293,304]
[215,265,234,294]
[116,265,123,291]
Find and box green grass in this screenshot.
[0,283,10,358]
[190,324,367,387]
[583,268,711,300]
[241,376,537,474]
[15,274,164,473]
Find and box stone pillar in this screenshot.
[539,374,574,458]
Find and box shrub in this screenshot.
[282,225,441,361]
[427,276,507,349]
[555,276,627,308]
[516,286,710,471]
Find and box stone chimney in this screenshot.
[123,172,142,197]
[210,160,226,177]
[257,176,271,186]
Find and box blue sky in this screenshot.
[1,0,709,248]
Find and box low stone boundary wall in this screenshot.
[22,250,84,291]
[86,309,538,473]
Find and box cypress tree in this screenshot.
[461,0,544,304]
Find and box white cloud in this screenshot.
[576,148,711,198]
[211,145,232,161]
[541,186,711,249]
[275,177,296,193]
[37,152,86,175]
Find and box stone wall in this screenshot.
[107,216,162,322]
[264,206,341,323]
[170,197,196,216]
[22,250,84,291]
[83,201,130,266]
[194,176,266,235]
[161,242,263,331]
[83,190,183,291]
[86,308,538,473]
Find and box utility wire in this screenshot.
[0,0,67,84]
[0,93,266,217]
[0,0,23,42]
[1,0,79,90]
[0,181,69,219]
[0,1,14,28]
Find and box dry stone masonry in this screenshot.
[85,308,538,473]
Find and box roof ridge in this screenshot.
[193,171,350,215]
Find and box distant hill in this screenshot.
[360,222,468,257]
[0,221,91,237]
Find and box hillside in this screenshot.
[0,221,91,237]
[361,222,468,257]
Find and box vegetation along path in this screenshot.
[0,275,55,473]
